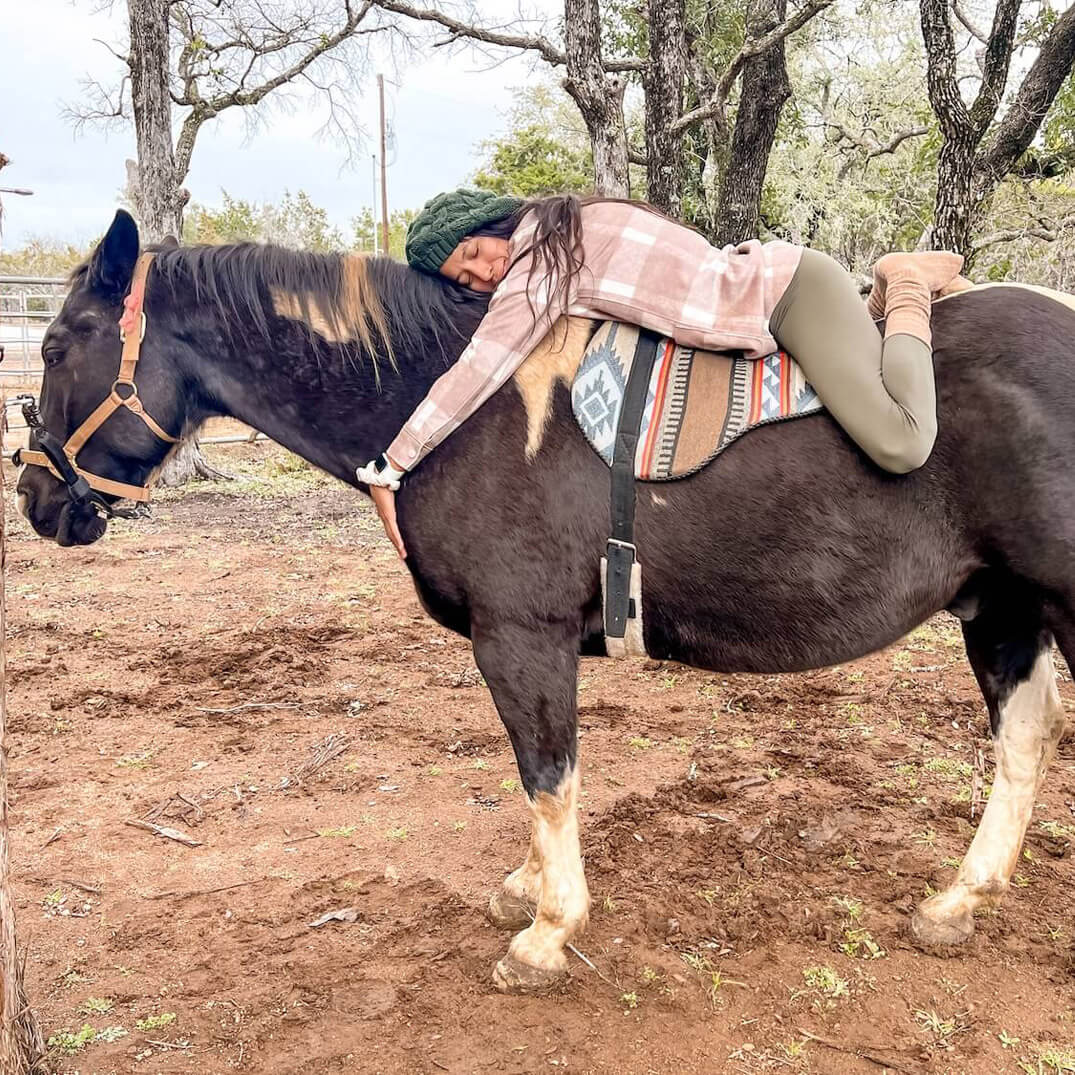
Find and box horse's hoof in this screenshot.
[487,891,535,931]
[492,953,568,994]
[911,904,974,947]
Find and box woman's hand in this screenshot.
[370,484,407,560]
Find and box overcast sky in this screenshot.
[1,0,557,249]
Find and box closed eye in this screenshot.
[41,344,65,367]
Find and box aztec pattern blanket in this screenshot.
[572,321,824,480]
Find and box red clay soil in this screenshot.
[5,446,1075,1075]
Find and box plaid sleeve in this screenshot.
[387,255,568,471]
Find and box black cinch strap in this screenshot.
[605,328,660,640]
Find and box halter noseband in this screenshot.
[14,253,179,517]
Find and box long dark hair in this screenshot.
[473,194,675,334]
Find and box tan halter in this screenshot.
[19,253,179,503]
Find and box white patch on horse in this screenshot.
[913,649,1066,942]
[512,317,594,461]
[495,764,589,982]
[935,281,1075,315]
[651,492,669,507]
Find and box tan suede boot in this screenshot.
[868,251,965,344]
[867,253,972,321]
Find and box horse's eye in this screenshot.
[42,346,65,368]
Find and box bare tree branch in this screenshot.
[369,0,644,71]
[973,213,1075,252]
[826,121,931,179]
[967,0,1020,132]
[951,0,987,43]
[979,0,1075,181]
[919,0,974,139]
[671,0,835,135]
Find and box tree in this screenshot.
[920,0,1075,258]
[351,206,417,254]
[75,0,388,242]
[73,0,390,483]
[472,84,595,197]
[372,0,831,233]
[0,238,94,279]
[185,190,346,249]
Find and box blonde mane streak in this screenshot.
[270,254,395,375]
[513,316,594,461]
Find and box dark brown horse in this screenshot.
[17,210,1075,992]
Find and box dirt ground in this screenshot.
[6,444,1075,1075]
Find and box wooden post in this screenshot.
[0,444,45,1072]
[378,74,390,257]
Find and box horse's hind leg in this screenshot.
[912,588,1065,945]
[472,619,590,991]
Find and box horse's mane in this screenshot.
[76,242,486,374]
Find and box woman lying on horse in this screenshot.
[357,190,970,556]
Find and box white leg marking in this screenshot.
[496,765,589,983]
[915,650,1066,940]
[503,830,543,904]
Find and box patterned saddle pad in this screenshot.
[572,322,824,480]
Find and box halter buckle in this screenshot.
[119,311,146,344]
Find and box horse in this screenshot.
[16,209,1075,993]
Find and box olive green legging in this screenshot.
[768,248,937,474]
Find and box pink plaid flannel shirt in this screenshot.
[387,201,803,471]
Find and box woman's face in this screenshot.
[440,235,511,292]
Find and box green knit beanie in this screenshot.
[406,189,524,275]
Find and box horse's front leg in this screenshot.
[488,829,543,930]
[473,619,590,992]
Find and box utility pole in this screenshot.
[370,153,379,255]
[378,74,390,257]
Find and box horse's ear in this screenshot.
[159,234,179,250]
[89,210,140,296]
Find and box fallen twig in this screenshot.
[194,701,301,714]
[28,877,102,896]
[42,828,62,848]
[695,812,734,823]
[723,775,768,794]
[798,1028,919,1073]
[282,732,350,788]
[144,879,263,901]
[145,1038,194,1050]
[124,819,202,848]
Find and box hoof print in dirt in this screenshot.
[493,954,569,994]
[486,892,536,931]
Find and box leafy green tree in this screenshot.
[0,237,95,278]
[472,83,595,197]
[184,190,345,250]
[473,124,594,197]
[351,207,418,257]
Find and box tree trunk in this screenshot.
[930,135,980,256]
[921,0,1075,260]
[643,0,687,215]
[127,0,184,241]
[562,0,631,197]
[157,434,235,487]
[712,0,792,246]
[0,463,46,1075]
